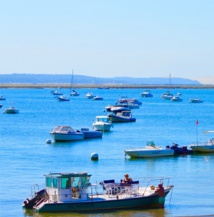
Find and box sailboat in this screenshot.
[70,70,80,96]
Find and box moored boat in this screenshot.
[92,116,113,131]
[161,91,173,100]
[85,93,95,99]
[3,106,19,114]
[108,111,136,122]
[50,126,84,141]
[189,98,203,103]
[0,95,6,100]
[92,96,103,100]
[141,90,153,98]
[167,143,193,155]
[190,131,214,152]
[80,128,103,138]
[171,95,183,102]
[70,89,80,96]
[57,95,70,101]
[125,141,174,158]
[22,172,174,213]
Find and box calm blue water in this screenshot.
[0,88,214,217]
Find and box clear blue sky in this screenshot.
[0,0,214,84]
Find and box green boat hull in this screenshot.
[36,194,166,213]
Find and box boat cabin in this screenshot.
[95,116,110,123]
[44,172,91,202]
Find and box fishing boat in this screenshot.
[141,90,153,98]
[22,172,174,213]
[189,98,203,103]
[190,131,214,152]
[108,111,136,122]
[80,128,103,139]
[125,141,174,158]
[3,106,19,114]
[92,116,113,131]
[50,126,84,141]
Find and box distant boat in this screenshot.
[85,93,95,99]
[4,107,19,114]
[171,95,183,102]
[125,141,174,158]
[57,95,70,101]
[92,96,103,100]
[141,90,153,98]
[189,98,203,103]
[0,104,2,108]
[0,96,6,100]
[70,70,80,96]
[167,143,193,155]
[51,90,63,96]
[161,91,173,100]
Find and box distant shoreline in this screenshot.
[0,83,214,89]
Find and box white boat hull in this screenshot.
[93,124,112,131]
[125,149,174,158]
[50,132,84,141]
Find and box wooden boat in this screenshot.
[125,141,174,158]
[22,172,174,213]
[50,126,84,141]
[108,111,136,122]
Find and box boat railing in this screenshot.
[141,177,171,195]
[31,184,39,198]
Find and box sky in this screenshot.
[0,0,214,84]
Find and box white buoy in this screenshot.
[91,152,98,161]
[46,139,52,144]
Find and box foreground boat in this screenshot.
[125,141,174,158]
[22,172,174,213]
[108,111,136,122]
[190,131,214,152]
[50,126,84,141]
[3,107,19,114]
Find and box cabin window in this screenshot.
[53,178,58,188]
[61,178,70,189]
[46,177,58,188]
[72,177,80,187]
[46,177,52,187]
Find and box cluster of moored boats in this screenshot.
[124,137,214,158]
[141,90,203,103]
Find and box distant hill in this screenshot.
[0,73,201,85]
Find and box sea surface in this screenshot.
[0,88,214,217]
